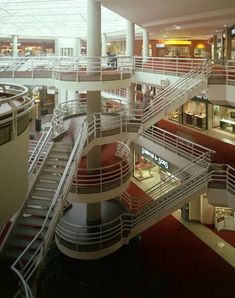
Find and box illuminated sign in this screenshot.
[231,27,235,36]
[164,40,192,45]
[141,147,169,170]
[156,44,165,48]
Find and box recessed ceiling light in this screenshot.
[223,24,227,27]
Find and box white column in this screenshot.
[127,83,135,106]
[12,35,18,57]
[102,33,107,56]
[87,0,101,58]
[75,37,82,56]
[142,28,149,58]
[55,38,59,56]
[142,29,150,96]
[86,0,102,225]
[126,20,135,105]
[126,20,135,56]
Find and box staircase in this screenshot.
[0,142,72,261]
[130,60,211,131]
[0,123,87,296]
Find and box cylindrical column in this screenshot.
[142,28,149,57]
[12,35,18,57]
[54,38,59,56]
[213,35,218,60]
[102,33,107,56]
[127,83,135,106]
[75,37,82,56]
[87,0,101,58]
[126,20,135,56]
[225,28,232,60]
[86,0,102,224]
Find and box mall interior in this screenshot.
[0,0,235,297]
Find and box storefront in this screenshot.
[215,207,235,231]
[133,146,178,183]
[168,95,211,130]
[213,105,235,133]
[0,38,55,56]
[156,39,211,58]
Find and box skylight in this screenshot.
[0,0,131,38]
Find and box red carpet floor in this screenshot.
[205,224,235,248]
[140,214,235,297]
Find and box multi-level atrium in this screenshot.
[0,0,235,297]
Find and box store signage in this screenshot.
[195,94,208,100]
[141,147,169,170]
[156,44,165,48]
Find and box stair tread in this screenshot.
[38,174,62,182]
[18,216,49,227]
[42,167,65,173]
[13,226,41,238]
[24,207,53,217]
[7,237,42,250]
[27,199,52,207]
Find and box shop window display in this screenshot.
[134,155,156,181]
[183,100,207,130]
[215,207,235,231]
[168,107,182,123]
[213,105,235,134]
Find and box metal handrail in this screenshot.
[10,120,88,294]
[28,126,53,175]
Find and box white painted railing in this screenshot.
[0,56,133,82]
[28,126,53,176]
[72,142,131,195]
[143,126,214,162]
[55,154,210,251]
[134,56,206,75]
[0,82,34,142]
[208,164,235,194]
[209,60,235,85]
[10,121,88,297]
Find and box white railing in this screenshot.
[121,151,211,213]
[55,154,210,252]
[28,126,53,176]
[140,60,211,126]
[10,121,88,297]
[208,164,235,194]
[72,141,131,194]
[0,83,34,140]
[0,55,133,82]
[209,60,235,85]
[143,126,214,162]
[0,56,235,86]
[104,88,127,99]
[134,56,206,75]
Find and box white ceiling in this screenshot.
[0,0,234,40]
[101,0,235,39]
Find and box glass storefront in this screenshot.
[213,105,235,133]
[133,148,177,182]
[215,207,235,231]
[168,97,210,130]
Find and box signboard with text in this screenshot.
[141,147,170,170]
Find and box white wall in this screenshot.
[0,129,29,227]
